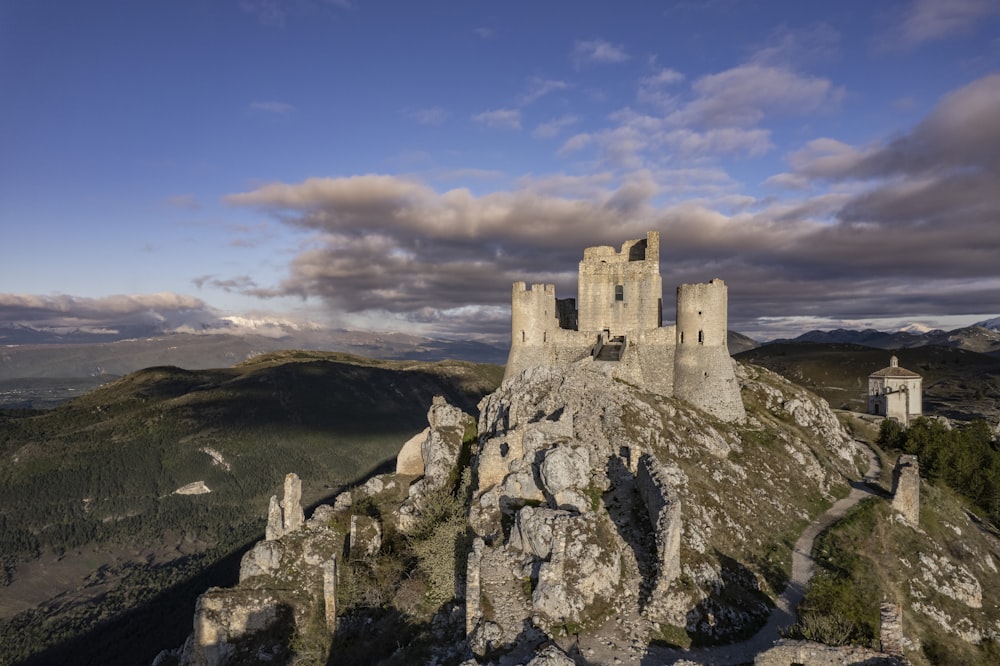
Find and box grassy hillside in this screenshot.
[735,343,1000,421]
[0,351,502,665]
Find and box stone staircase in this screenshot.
[595,337,625,362]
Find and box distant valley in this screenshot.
[0,329,507,408]
[0,351,502,665]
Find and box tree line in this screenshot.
[878,417,1000,525]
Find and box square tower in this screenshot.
[576,231,662,335]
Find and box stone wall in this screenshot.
[892,454,920,527]
[635,453,682,620]
[503,234,745,424]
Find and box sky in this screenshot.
[2,0,1000,343]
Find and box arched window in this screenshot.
[521,330,526,342]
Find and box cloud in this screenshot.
[572,39,630,67]
[893,0,999,48]
[750,22,840,66]
[214,75,1000,342]
[0,292,225,337]
[473,27,493,39]
[672,64,843,128]
[533,115,580,139]
[472,108,522,130]
[193,275,259,293]
[250,100,296,115]
[558,109,773,166]
[637,68,684,110]
[519,77,571,105]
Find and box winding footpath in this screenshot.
[646,442,882,666]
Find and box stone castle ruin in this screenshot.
[505,231,745,423]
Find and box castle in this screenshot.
[504,231,745,423]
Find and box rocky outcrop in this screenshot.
[177,474,342,666]
[396,427,429,475]
[169,359,893,665]
[398,396,475,532]
[265,472,304,541]
[754,639,909,665]
[466,360,864,659]
[183,589,292,666]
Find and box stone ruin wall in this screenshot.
[577,233,662,335]
[892,454,920,527]
[504,235,745,424]
[505,282,593,381]
[635,453,682,620]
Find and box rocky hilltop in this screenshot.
[159,358,1000,665]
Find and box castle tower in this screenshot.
[673,279,745,422]
[504,282,559,380]
[577,231,662,336]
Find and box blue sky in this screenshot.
[2,0,1000,342]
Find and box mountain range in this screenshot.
[769,318,1000,356]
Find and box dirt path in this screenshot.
[642,442,882,665]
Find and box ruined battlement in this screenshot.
[505,231,745,423]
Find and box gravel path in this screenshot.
[641,443,882,665]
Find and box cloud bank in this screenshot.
[217,73,1000,341]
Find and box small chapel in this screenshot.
[867,355,923,425]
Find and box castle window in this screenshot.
[615,285,623,301]
[698,330,704,344]
[543,332,547,343]
[680,331,684,344]
[521,331,526,342]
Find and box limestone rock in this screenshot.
[755,639,909,665]
[349,514,382,560]
[182,588,291,666]
[527,643,576,666]
[399,396,475,532]
[174,481,211,495]
[265,473,305,541]
[239,541,284,583]
[509,506,571,559]
[281,473,304,533]
[539,444,591,511]
[396,427,429,475]
[265,495,283,541]
[531,512,622,632]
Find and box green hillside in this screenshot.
[0,351,502,665]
